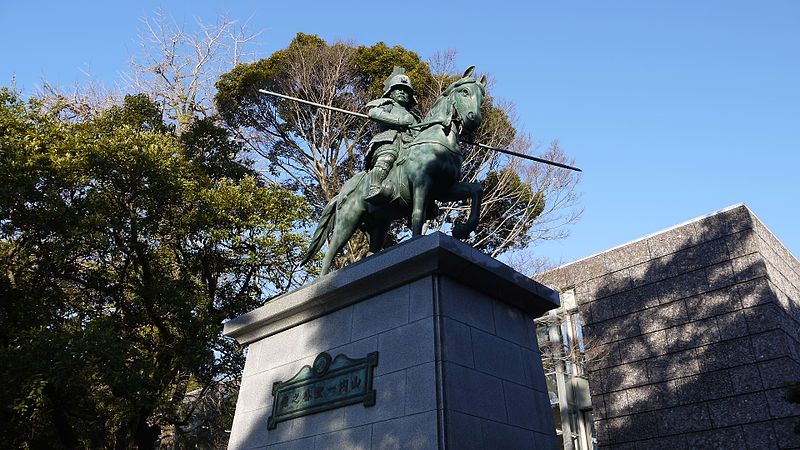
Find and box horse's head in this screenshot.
[445,66,486,132]
[425,66,487,133]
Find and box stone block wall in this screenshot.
[229,277,440,450]
[225,232,560,450]
[437,276,555,449]
[537,205,800,449]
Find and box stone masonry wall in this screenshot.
[537,205,800,449]
[437,276,556,449]
[229,271,557,450]
[229,277,440,449]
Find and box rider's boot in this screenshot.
[364,163,391,204]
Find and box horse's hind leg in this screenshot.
[321,203,363,275]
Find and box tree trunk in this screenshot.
[133,408,161,450]
[44,385,80,449]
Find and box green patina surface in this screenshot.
[300,66,488,275]
[267,351,378,429]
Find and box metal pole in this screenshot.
[258,89,583,172]
[258,89,368,119]
[549,310,574,450]
[462,141,583,172]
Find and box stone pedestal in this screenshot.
[224,232,560,449]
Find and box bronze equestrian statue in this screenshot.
[301,66,487,275]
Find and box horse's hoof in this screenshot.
[452,225,469,239]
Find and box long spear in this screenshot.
[460,141,582,172]
[258,89,582,172]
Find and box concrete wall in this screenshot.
[537,205,800,449]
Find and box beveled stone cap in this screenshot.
[224,232,559,344]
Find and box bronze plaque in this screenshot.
[267,351,378,429]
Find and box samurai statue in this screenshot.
[363,66,420,203]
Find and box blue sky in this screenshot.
[2,1,798,265]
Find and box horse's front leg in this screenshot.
[411,182,431,236]
[366,220,390,255]
[440,182,484,239]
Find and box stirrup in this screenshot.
[365,184,391,204]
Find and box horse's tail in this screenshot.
[301,196,338,267]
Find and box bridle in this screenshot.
[409,78,484,137]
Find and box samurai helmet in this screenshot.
[382,66,417,107]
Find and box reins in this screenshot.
[404,77,483,155]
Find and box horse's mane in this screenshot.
[421,77,485,127]
[422,94,454,125]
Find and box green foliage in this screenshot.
[216,33,434,131]
[102,93,172,133]
[351,42,436,100]
[216,32,337,134]
[0,88,311,448]
[180,116,258,181]
[215,53,288,131]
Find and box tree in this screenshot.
[215,33,581,269]
[36,11,260,131]
[0,88,311,448]
[124,11,261,134]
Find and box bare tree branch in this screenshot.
[123,11,261,134]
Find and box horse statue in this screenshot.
[302,66,487,275]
